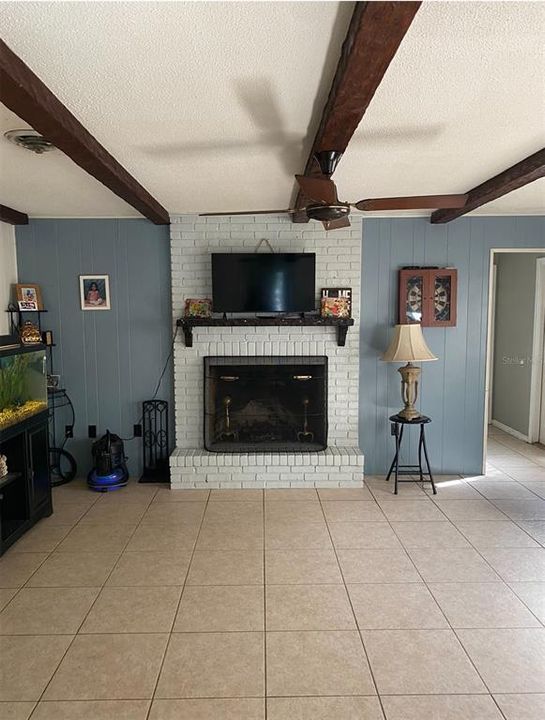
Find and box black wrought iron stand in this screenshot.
[139,400,170,483]
[47,387,77,485]
[386,413,436,495]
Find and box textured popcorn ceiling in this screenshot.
[0,1,544,218]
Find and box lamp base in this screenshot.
[397,406,422,421]
[397,362,422,421]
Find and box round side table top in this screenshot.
[389,413,431,425]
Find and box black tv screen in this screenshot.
[212,253,316,313]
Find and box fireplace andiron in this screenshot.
[220,396,238,442]
[297,397,314,443]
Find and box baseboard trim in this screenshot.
[491,419,530,443]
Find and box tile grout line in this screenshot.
[0,490,104,607]
[386,510,545,630]
[144,488,212,720]
[423,472,545,629]
[454,474,545,624]
[16,484,117,593]
[316,490,387,720]
[465,455,545,548]
[378,489,511,719]
[0,486,123,613]
[370,477,536,714]
[25,482,160,718]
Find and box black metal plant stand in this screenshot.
[47,387,77,486]
[140,400,170,483]
[46,342,77,486]
[386,413,436,495]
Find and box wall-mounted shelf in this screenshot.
[6,307,48,336]
[177,316,355,348]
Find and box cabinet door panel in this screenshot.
[399,270,425,324]
[429,269,457,327]
[28,425,50,511]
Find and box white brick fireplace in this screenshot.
[169,214,364,488]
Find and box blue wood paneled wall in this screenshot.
[15,219,173,477]
[14,215,545,478]
[360,216,545,476]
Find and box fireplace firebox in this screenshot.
[204,356,327,452]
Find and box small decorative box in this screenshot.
[184,298,212,318]
[320,288,352,318]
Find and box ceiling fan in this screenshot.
[201,150,468,230]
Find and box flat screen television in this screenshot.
[212,253,316,313]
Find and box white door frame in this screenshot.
[487,264,497,421]
[529,258,545,442]
[482,248,545,472]
[540,340,545,444]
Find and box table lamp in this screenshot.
[381,324,437,420]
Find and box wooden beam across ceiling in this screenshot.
[0,203,29,225]
[293,1,422,220]
[430,148,545,223]
[0,39,170,225]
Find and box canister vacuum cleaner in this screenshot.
[87,430,129,492]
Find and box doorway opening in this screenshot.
[484,250,545,472]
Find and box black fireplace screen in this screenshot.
[204,356,327,452]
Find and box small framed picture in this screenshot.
[47,374,60,389]
[184,298,212,318]
[18,300,38,311]
[320,287,352,318]
[80,275,110,311]
[14,283,43,310]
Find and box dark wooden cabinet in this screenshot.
[399,267,458,327]
[0,411,52,555]
[28,424,50,512]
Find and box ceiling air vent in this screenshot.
[4,129,56,154]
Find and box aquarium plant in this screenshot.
[0,353,47,430]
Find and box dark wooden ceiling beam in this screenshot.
[293,1,422,220]
[430,148,545,223]
[0,204,29,225]
[0,39,170,225]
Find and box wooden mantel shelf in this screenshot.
[176,316,355,348]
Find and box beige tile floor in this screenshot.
[0,427,544,719]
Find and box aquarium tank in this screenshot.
[0,346,48,431]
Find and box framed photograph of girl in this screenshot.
[80,275,111,311]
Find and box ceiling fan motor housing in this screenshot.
[314,150,343,176]
[306,203,350,222]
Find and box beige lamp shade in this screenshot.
[381,324,437,363]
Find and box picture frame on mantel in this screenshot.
[320,287,352,318]
[80,275,111,311]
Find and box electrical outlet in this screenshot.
[65,425,73,438]
[88,425,97,439]
[134,424,142,437]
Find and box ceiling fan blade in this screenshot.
[322,217,351,231]
[200,209,292,216]
[295,175,338,205]
[355,194,469,212]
